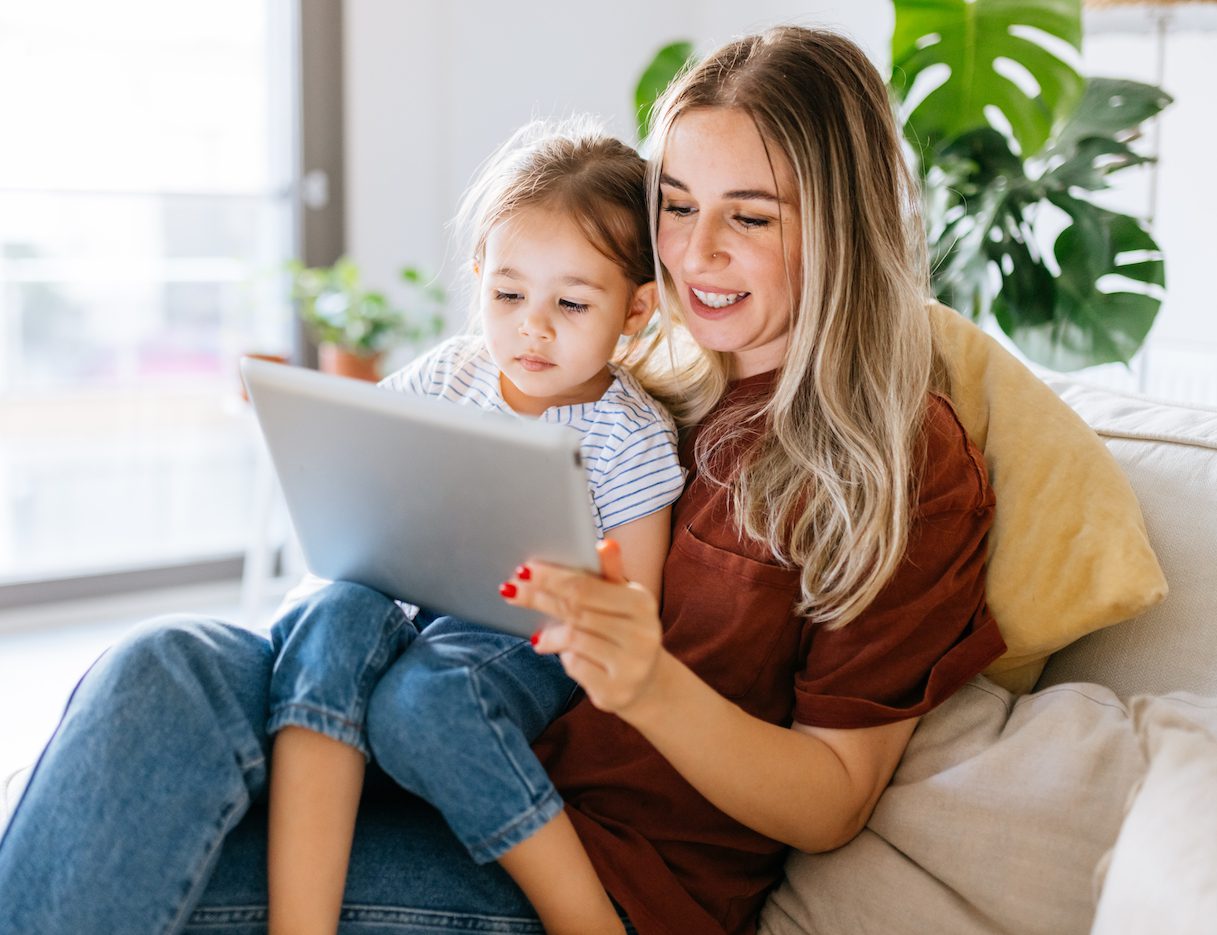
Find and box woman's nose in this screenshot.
[684,218,728,273]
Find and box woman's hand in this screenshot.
[501,539,666,717]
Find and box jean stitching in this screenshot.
[466,788,564,865]
[268,703,369,757]
[167,790,248,935]
[189,903,544,932]
[347,602,412,727]
[465,664,544,800]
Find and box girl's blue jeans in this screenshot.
[0,581,620,935]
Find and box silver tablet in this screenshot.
[241,357,600,637]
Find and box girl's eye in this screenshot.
[661,202,693,217]
[494,290,523,303]
[735,214,770,229]
[559,299,590,314]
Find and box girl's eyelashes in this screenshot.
[735,214,770,229]
[492,289,588,314]
[661,202,693,218]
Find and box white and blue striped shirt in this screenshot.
[380,335,685,535]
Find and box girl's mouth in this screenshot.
[517,355,555,372]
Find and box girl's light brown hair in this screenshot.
[458,117,653,292]
[638,26,936,628]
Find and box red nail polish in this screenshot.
[499,581,517,598]
[530,630,540,646]
[516,564,532,581]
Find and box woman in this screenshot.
[0,26,1005,935]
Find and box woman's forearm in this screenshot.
[619,650,917,853]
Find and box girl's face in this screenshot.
[479,206,650,416]
[657,107,803,378]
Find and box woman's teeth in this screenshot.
[692,287,749,309]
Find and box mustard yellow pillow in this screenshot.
[928,303,1167,693]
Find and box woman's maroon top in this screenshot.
[532,372,1006,934]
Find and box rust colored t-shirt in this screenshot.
[531,371,1006,935]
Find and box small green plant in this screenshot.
[288,257,444,356]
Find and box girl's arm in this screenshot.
[504,541,917,853]
[599,507,670,599]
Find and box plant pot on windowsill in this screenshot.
[289,257,445,384]
[318,343,383,382]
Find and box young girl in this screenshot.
[265,122,683,935]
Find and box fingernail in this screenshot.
[516,564,532,581]
[499,581,517,598]
[529,630,541,646]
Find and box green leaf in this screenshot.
[1037,77,1171,190]
[635,40,696,141]
[1005,197,1164,369]
[892,0,1084,157]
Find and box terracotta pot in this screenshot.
[319,344,384,382]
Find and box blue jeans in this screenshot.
[0,585,616,934]
[269,581,578,863]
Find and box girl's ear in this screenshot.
[622,281,658,336]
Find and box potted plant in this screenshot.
[633,0,1172,371]
[288,256,445,381]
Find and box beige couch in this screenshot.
[762,376,1217,935]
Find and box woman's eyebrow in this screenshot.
[659,172,784,204]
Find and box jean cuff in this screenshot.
[464,788,566,865]
[267,703,370,760]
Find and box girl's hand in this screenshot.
[502,539,665,716]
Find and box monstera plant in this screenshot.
[634,0,1172,371]
[892,0,1171,370]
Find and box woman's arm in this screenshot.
[505,541,918,853]
[599,507,670,599]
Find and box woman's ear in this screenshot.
[622,281,658,336]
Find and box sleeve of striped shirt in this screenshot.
[378,336,464,397]
[592,406,686,532]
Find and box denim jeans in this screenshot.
[0,584,619,935]
[269,581,578,863]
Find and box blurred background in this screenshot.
[0,0,1214,777]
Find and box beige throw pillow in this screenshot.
[928,304,1167,692]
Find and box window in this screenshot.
[0,0,298,585]
[1074,5,1217,405]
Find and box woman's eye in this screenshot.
[735,214,770,229]
[661,202,693,217]
[494,290,523,303]
[559,299,590,314]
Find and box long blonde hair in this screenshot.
[637,27,935,628]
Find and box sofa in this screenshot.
[4,368,1216,935]
[760,374,1217,935]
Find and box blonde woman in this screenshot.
[0,26,1004,935]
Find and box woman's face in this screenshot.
[657,107,802,378]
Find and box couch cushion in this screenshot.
[929,306,1167,693]
[1090,697,1217,935]
[1036,379,1217,696]
[758,679,1217,935]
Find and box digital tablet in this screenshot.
[240,357,600,637]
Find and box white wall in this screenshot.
[343,1,1216,404]
[342,0,892,366]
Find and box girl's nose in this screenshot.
[519,308,553,341]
